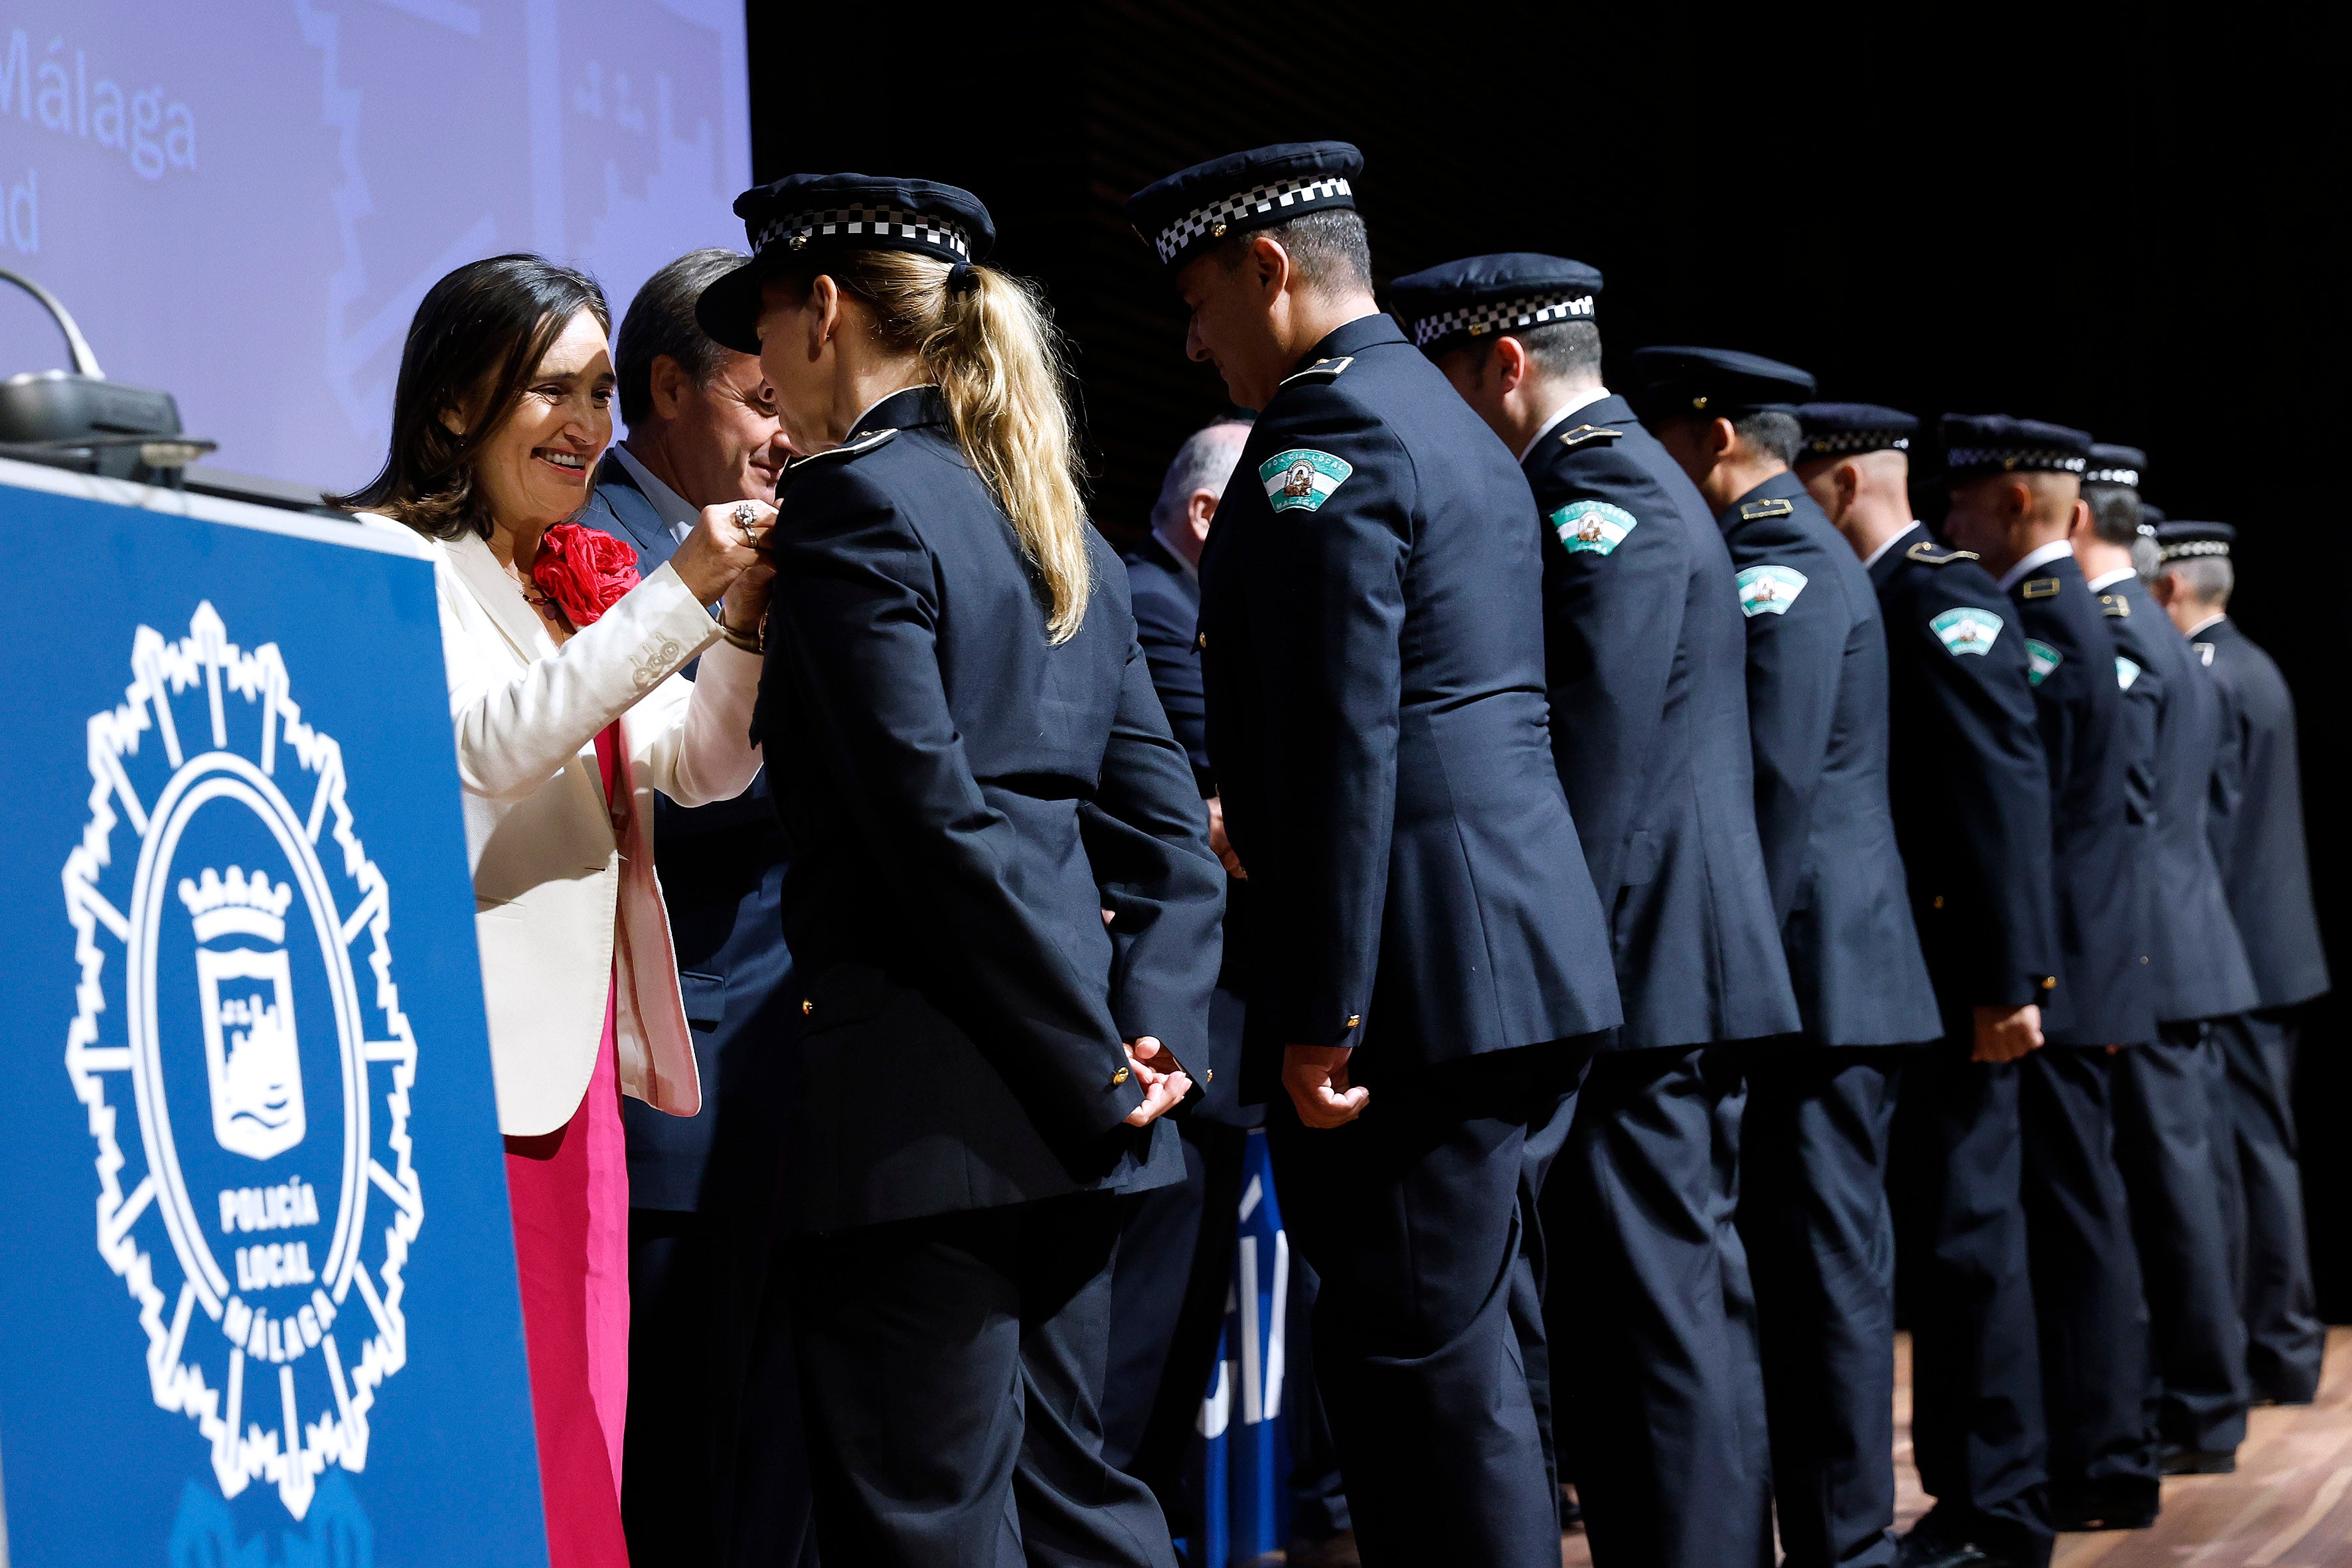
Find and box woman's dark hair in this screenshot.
[333,254,609,540]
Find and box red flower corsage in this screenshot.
[530,523,641,629]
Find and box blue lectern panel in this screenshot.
[0,463,548,1566]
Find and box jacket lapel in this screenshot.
[445,532,555,664]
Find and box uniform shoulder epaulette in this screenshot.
[2099,593,2130,618]
[1905,541,1980,567]
[1279,354,1355,388]
[785,428,899,475]
[1739,497,1794,520]
[1555,424,1622,452]
[2021,577,2060,599]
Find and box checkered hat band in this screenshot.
[1801,431,1911,456]
[756,206,972,259]
[1409,291,1595,347]
[2084,466,2141,487]
[1154,175,1354,263]
[1945,447,2088,474]
[2158,540,2232,561]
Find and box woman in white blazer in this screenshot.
[340,254,769,1568]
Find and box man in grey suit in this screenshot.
[579,248,809,1568]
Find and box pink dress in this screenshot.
[503,722,632,1568]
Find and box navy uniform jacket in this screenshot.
[755,386,1222,1231]
[1716,473,1937,1046]
[2198,617,2330,1008]
[1520,395,1796,1050]
[2008,554,2156,1046]
[1868,525,2058,1013]
[579,454,797,1211]
[1198,313,1620,1070]
[2099,576,2258,1024]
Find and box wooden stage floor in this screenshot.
[1559,1327,2352,1567]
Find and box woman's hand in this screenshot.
[1120,1036,1194,1127]
[670,499,777,609]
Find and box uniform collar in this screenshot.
[1723,467,1807,523]
[1144,525,1200,582]
[2084,564,2136,592]
[2185,611,2229,637]
[1996,536,2074,593]
[1294,311,1405,374]
[1519,384,1612,462]
[848,384,945,441]
[1861,523,1922,574]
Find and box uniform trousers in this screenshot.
[789,1193,1176,1568]
[2212,1007,2325,1403]
[1738,1046,1903,1568]
[1892,1042,2049,1565]
[2111,1024,2250,1454]
[1268,1042,1584,1568]
[2021,1046,2157,1522]
[1545,1044,1772,1568]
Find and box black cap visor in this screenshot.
[695,258,768,356]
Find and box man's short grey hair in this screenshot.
[1733,410,1804,468]
[2161,555,2234,606]
[1456,321,1604,384]
[1150,418,1254,535]
[2082,481,2144,547]
[617,248,746,428]
[1212,209,1373,298]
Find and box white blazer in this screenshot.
[363,516,763,1137]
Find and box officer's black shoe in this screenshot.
[1896,1521,2027,1568]
[2047,1478,2160,1531]
[2159,1443,2239,1475]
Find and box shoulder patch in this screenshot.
[785,428,898,475]
[1736,563,1809,617]
[1259,448,1354,512]
[2024,638,2062,686]
[1739,497,1795,521]
[2021,577,2060,599]
[2099,593,2130,618]
[1279,354,1355,388]
[1930,606,2003,656]
[1555,424,1622,452]
[1907,541,1981,567]
[1551,500,1638,556]
[2195,641,2216,666]
[2116,655,2142,690]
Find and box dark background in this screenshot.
[751,4,2347,1310]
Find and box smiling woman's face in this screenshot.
[465,307,614,537]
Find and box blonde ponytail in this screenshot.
[808,251,1093,643]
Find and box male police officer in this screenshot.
[1938,414,2159,1561]
[1389,256,1797,1568]
[1636,351,1940,1568]
[2151,522,2331,1406]
[2073,447,2260,1485]
[1126,144,1622,1567]
[1796,404,2060,1568]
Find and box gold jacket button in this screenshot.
[1110,1066,1131,1086]
[1205,1069,1214,1083]
[1344,1014,1361,1030]
[1196,633,1208,650]
[1932,895,1945,909]
[2041,977,2057,990]
[801,999,813,1015]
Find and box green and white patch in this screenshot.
[1259,449,1354,512]
[1930,606,2003,657]
[2116,656,2141,691]
[2025,638,2062,686]
[1736,564,1808,617]
[1551,501,1638,556]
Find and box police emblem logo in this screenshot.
[2025,637,2063,686]
[1735,564,1809,617]
[1929,606,2003,657]
[1550,501,1638,556]
[2116,656,2141,691]
[61,603,424,1521]
[1258,448,1354,512]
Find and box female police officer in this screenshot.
[694,175,1225,1567]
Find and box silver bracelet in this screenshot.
[716,615,763,655]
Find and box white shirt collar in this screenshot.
[1518,385,1612,463]
[2085,565,2136,591]
[2185,611,2228,637]
[610,443,700,544]
[1996,538,2075,593]
[1859,525,1919,572]
[1152,522,1201,582]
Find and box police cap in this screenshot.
[1796,402,1919,462]
[2156,520,2235,562]
[1628,346,1816,422]
[2084,443,2147,489]
[695,173,996,354]
[1126,141,1362,273]
[1386,253,1603,354]
[1938,414,2092,479]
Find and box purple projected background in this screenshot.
[0,0,749,493]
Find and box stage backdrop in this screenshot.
[0,459,548,1566]
[0,0,749,496]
